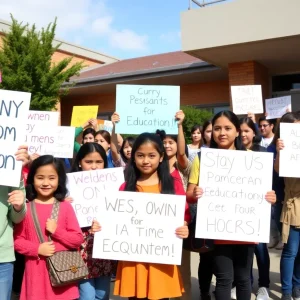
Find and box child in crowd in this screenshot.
[95,130,114,168]
[156,110,192,300]
[112,133,190,299]
[187,124,202,161]
[72,143,115,300]
[14,155,83,300]
[187,111,276,300]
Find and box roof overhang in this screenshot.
[181,0,300,75]
[62,61,228,95]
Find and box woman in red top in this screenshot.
[187,111,276,300]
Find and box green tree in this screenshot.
[0,15,83,110]
[181,105,213,144]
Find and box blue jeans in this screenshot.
[0,262,14,300]
[79,276,111,300]
[281,226,300,295]
[254,243,270,288]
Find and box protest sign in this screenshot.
[25,111,59,155]
[67,168,125,227]
[115,84,180,134]
[265,96,292,119]
[0,89,31,187]
[92,191,186,265]
[279,123,300,178]
[196,148,273,243]
[70,106,98,127]
[51,126,75,158]
[97,119,113,134]
[231,85,263,115]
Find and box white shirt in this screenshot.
[260,136,274,148]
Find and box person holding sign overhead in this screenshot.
[156,109,192,300]
[274,112,300,300]
[71,142,115,300]
[112,133,190,300]
[186,111,276,300]
[258,116,276,148]
[74,118,98,153]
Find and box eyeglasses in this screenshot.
[259,124,270,128]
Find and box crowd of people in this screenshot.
[0,108,299,300]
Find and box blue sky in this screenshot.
[0,0,231,59]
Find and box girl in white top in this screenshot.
[187,125,202,161]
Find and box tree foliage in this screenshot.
[181,105,213,144]
[0,15,83,110]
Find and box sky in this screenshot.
[0,0,231,60]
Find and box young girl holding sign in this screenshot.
[72,142,116,300]
[14,155,83,300]
[187,111,276,300]
[112,133,190,300]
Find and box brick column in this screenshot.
[228,61,270,111]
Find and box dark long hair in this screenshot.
[124,133,175,194]
[210,111,245,150]
[240,117,262,150]
[202,120,212,146]
[26,155,67,201]
[82,128,96,143]
[190,124,203,148]
[120,137,135,164]
[72,143,108,172]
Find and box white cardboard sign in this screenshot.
[265,96,292,119]
[231,85,263,115]
[51,126,75,158]
[279,123,300,178]
[92,191,186,265]
[25,110,59,155]
[67,168,125,227]
[0,89,31,187]
[196,148,273,243]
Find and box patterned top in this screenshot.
[81,228,116,278]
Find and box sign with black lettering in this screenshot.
[67,168,125,227]
[115,84,180,134]
[265,96,291,119]
[279,123,300,178]
[231,85,263,115]
[92,191,186,265]
[0,89,31,187]
[196,148,273,243]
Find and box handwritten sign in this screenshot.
[0,89,31,187]
[51,126,75,158]
[115,84,180,134]
[25,110,59,155]
[97,119,113,134]
[92,191,186,265]
[196,148,273,243]
[279,123,300,178]
[266,96,292,119]
[231,85,263,115]
[67,168,125,227]
[70,106,98,127]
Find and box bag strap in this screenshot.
[30,199,60,243]
[50,199,60,221]
[30,201,45,243]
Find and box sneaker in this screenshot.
[268,236,279,248]
[256,287,269,300]
[281,294,292,300]
[293,287,300,300]
[276,240,284,250]
[231,287,237,300]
